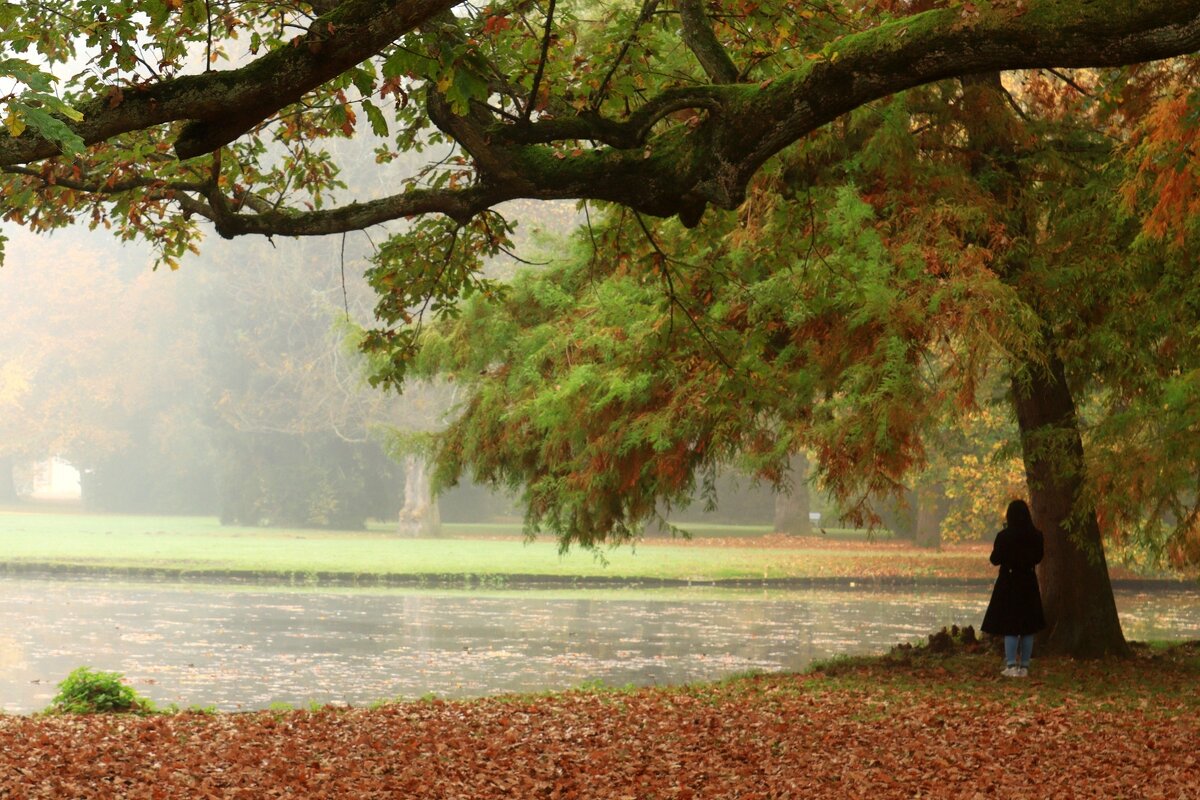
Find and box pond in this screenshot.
[1,578,1197,713]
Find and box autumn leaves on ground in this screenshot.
[3,637,1197,799]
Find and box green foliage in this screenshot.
[47,667,154,715]
[400,88,1037,549]
[364,213,513,391]
[0,56,84,154]
[389,65,1200,568]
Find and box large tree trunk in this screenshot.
[1010,352,1128,657]
[773,453,813,536]
[914,479,944,550]
[0,455,17,504]
[397,454,441,537]
[960,72,1127,658]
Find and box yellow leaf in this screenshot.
[4,110,26,138]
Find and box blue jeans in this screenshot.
[1004,635,1034,668]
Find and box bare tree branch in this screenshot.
[523,0,558,121]
[590,0,662,111]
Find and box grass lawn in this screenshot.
[0,507,998,583]
[1,637,1196,798]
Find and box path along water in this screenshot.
[1,578,1197,713]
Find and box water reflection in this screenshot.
[0,579,1196,713]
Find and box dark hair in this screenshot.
[1006,499,1035,531]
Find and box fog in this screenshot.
[0,201,775,531]
[0,220,397,522]
[0,77,782,532]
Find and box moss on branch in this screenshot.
[37,0,1200,234]
[0,0,460,166]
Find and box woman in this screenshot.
[981,499,1045,677]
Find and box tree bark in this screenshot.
[773,453,813,536]
[397,454,441,537]
[0,455,17,504]
[1010,352,1128,657]
[958,72,1127,658]
[677,0,740,84]
[914,479,944,550]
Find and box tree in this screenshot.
[0,233,212,510]
[5,1,1200,656]
[184,231,415,529]
[408,63,1200,657]
[773,453,813,537]
[0,222,407,523]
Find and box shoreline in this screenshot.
[0,561,1195,592]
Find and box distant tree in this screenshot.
[773,454,813,537]
[190,234,405,528]
[0,225,409,522]
[396,453,441,536]
[0,234,211,510]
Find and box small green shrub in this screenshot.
[47,666,154,714]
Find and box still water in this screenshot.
[1,578,1197,713]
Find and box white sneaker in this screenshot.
[1001,666,1020,677]
[1016,667,1029,678]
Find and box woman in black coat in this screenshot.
[980,499,1045,677]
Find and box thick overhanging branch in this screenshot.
[179,135,711,235]
[706,0,1200,185]
[172,0,461,158]
[672,0,1200,221]
[489,88,728,148]
[184,183,510,236]
[59,0,1200,237]
[426,91,525,181]
[0,0,460,166]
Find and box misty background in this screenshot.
[0,210,787,532]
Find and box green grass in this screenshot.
[372,520,892,541]
[0,508,987,582]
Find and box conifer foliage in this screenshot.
[413,65,1200,655]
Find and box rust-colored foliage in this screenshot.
[1120,58,1200,245]
[3,647,1198,799]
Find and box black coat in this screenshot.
[980,524,1046,636]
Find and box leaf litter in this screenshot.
[1,636,1197,799]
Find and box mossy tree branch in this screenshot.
[0,0,460,165]
[182,0,1200,235]
[11,0,1199,235]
